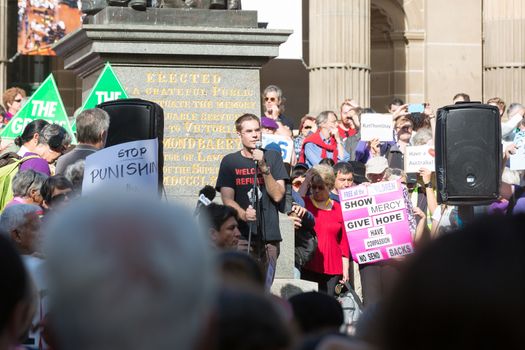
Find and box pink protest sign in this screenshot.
[339,180,414,264]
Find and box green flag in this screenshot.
[72,62,128,133]
[1,74,76,143]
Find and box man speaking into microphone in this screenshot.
[216,114,288,277]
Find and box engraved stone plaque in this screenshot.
[113,66,261,200]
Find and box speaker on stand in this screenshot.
[435,103,502,222]
[97,98,164,196]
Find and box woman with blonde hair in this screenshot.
[298,164,350,296]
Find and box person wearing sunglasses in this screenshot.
[297,165,350,296]
[298,111,350,168]
[1,87,26,125]
[262,85,294,130]
[294,115,317,161]
[40,175,73,212]
[19,124,72,176]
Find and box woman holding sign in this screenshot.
[299,164,350,296]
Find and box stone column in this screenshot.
[404,31,425,104]
[425,0,482,108]
[309,0,370,113]
[483,0,525,104]
[0,0,7,93]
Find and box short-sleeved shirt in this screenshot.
[216,150,289,242]
[303,197,350,275]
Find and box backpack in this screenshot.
[335,282,364,334]
[0,153,39,210]
[294,228,318,268]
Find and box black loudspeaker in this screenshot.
[97,98,164,193]
[435,103,501,205]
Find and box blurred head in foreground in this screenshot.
[43,194,216,350]
[375,214,525,350]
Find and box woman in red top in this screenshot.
[299,164,350,296]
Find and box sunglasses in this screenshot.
[13,99,22,103]
[264,97,277,102]
[303,125,313,130]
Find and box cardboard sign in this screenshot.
[510,131,525,170]
[360,113,394,142]
[72,62,129,133]
[262,133,294,163]
[404,145,436,173]
[339,180,414,264]
[1,74,76,142]
[82,139,158,195]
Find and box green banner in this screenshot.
[1,74,76,143]
[72,62,128,133]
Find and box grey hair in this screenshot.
[508,103,524,116]
[64,159,85,191]
[383,168,407,182]
[262,85,282,99]
[38,124,72,148]
[43,194,216,350]
[12,169,48,197]
[412,128,433,146]
[262,85,286,113]
[75,108,110,144]
[316,110,337,128]
[0,204,41,234]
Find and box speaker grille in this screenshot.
[436,104,501,205]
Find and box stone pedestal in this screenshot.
[54,7,304,290]
[54,7,291,202]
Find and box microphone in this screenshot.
[255,141,263,150]
[194,185,216,217]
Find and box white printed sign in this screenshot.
[82,139,159,195]
[262,133,294,163]
[510,131,525,170]
[360,113,394,142]
[404,145,436,173]
[340,180,414,265]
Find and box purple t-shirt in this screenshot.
[19,152,50,176]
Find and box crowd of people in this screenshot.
[1,83,525,350]
[18,0,70,54]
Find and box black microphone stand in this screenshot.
[247,157,259,254]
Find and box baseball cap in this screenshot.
[293,163,309,172]
[366,157,389,175]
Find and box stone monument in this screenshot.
[54,7,316,296]
[54,7,288,200]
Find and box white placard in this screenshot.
[404,145,436,173]
[82,139,159,195]
[262,133,294,163]
[510,131,525,170]
[360,113,394,142]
